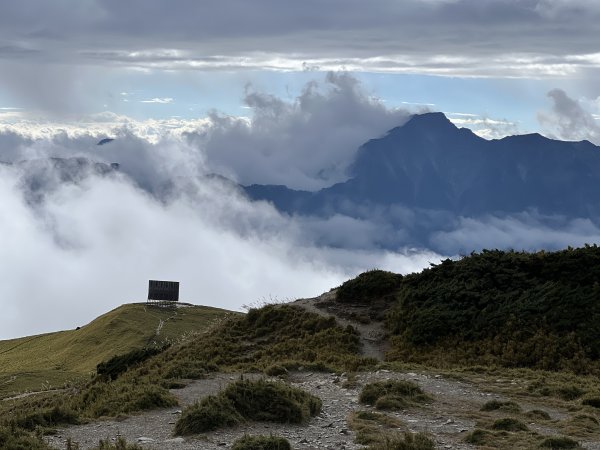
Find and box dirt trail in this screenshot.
[292,291,389,361]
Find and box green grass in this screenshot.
[359,380,430,410]
[539,436,582,449]
[0,303,232,397]
[481,400,522,413]
[175,379,321,434]
[366,432,435,450]
[347,410,405,445]
[491,418,529,432]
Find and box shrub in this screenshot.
[581,396,600,408]
[175,379,321,435]
[231,435,292,450]
[526,410,551,421]
[556,385,585,401]
[539,436,581,449]
[491,418,529,432]
[367,432,435,450]
[96,347,164,380]
[337,270,402,304]
[359,380,429,410]
[92,437,144,449]
[347,410,405,445]
[464,429,492,445]
[0,425,51,450]
[264,365,288,377]
[12,406,79,431]
[480,400,521,413]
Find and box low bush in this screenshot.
[11,406,79,431]
[539,436,581,449]
[264,365,288,377]
[464,428,492,445]
[581,396,600,408]
[526,409,552,421]
[366,432,435,450]
[556,385,586,401]
[175,379,321,435]
[491,417,529,432]
[0,425,51,450]
[359,380,430,410]
[92,437,144,449]
[231,435,292,450]
[96,347,165,381]
[337,270,403,304]
[347,410,405,445]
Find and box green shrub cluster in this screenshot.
[231,435,292,450]
[366,432,435,450]
[96,346,165,380]
[164,304,370,373]
[384,246,600,372]
[91,437,144,450]
[175,379,321,435]
[491,417,529,432]
[539,436,581,449]
[337,270,403,304]
[0,425,51,450]
[359,380,430,410]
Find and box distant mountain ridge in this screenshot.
[245,112,600,219]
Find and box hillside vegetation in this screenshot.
[336,246,600,372]
[0,303,232,397]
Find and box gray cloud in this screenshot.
[187,72,411,190]
[538,88,600,143]
[0,1,599,77]
[431,213,600,254]
[0,130,441,340]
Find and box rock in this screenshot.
[136,437,154,443]
[164,437,185,443]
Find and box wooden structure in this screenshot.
[147,280,179,306]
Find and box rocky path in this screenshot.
[46,371,483,450]
[292,292,389,361]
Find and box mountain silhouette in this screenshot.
[245,112,600,219]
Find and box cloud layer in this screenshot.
[1,1,600,78]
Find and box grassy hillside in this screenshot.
[335,246,600,372]
[0,303,232,397]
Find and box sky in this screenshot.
[1,0,600,339]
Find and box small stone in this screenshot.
[137,437,154,443]
[445,419,454,424]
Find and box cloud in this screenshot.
[140,97,174,104]
[538,88,600,143]
[430,213,600,254]
[0,131,441,340]
[0,1,598,79]
[186,72,411,190]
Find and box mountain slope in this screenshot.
[0,303,232,397]
[245,112,600,219]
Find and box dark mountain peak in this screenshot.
[402,111,457,132]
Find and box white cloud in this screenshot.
[0,131,441,340]
[186,72,411,190]
[140,97,174,104]
[538,88,600,143]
